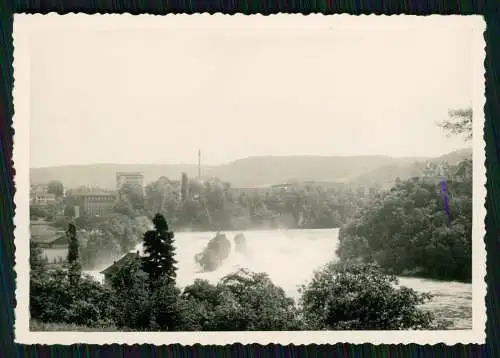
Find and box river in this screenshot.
[84,228,472,329]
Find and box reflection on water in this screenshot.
[84,228,472,329]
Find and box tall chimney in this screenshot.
[198,149,201,178]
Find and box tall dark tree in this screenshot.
[47,180,64,198]
[30,241,47,273]
[142,214,178,284]
[181,173,189,202]
[67,223,81,285]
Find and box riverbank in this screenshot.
[30,319,119,332]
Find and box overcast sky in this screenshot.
[23,15,480,168]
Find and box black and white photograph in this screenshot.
[13,14,486,345]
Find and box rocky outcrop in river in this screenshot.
[234,233,247,254]
[195,232,231,272]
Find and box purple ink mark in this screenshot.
[440,176,451,224]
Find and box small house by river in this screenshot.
[30,219,68,265]
[100,251,141,286]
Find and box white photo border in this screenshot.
[12,13,487,345]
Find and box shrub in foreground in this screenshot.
[30,268,114,327]
[109,256,152,330]
[298,262,434,330]
[180,269,300,331]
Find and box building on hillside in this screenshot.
[72,190,117,216]
[116,172,144,190]
[116,172,145,202]
[30,184,57,205]
[100,251,141,286]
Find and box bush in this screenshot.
[298,262,434,330]
[149,277,184,331]
[178,279,222,331]
[181,269,299,331]
[109,256,152,330]
[30,206,50,220]
[30,268,114,327]
[66,276,115,327]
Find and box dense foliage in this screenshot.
[47,180,65,198]
[30,242,114,327]
[181,270,300,331]
[299,262,434,330]
[143,176,372,231]
[438,108,473,142]
[108,255,152,329]
[75,214,151,269]
[336,159,472,282]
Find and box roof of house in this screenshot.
[30,221,65,243]
[37,234,68,247]
[100,252,141,276]
[72,190,117,197]
[30,183,49,189]
[116,172,144,178]
[48,235,69,246]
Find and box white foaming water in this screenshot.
[167,229,340,299]
[84,228,472,328]
[85,229,339,298]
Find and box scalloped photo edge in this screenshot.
[12,13,487,345]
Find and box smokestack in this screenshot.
[198,149,201,178]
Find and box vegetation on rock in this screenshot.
[195,233,231,272]
[234,233,247,254]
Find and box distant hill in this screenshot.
[207,155,423,188]
[30,150,470,190]
[431,148,473,165]
[30,164,209,190]
[349,148,472,188]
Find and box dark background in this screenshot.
[1,0,498,357]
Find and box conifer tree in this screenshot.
[67,223,81,285]
[142,214,178,284]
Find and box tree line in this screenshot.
[122,177,376,232]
